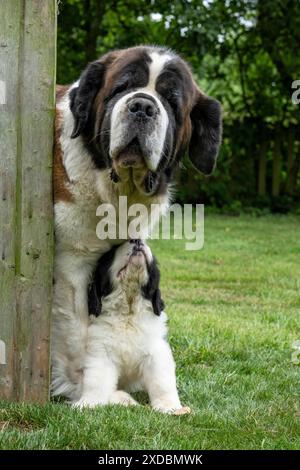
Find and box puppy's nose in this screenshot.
[127,98,156,119]
[130,239,143,247]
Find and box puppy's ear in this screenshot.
[142,257,165,316]
[189,90,222,175]
[88,282,102,316]
[70,60,106,138]
[87,246,117,317]
[151,288,165,316]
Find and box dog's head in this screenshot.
[88,239,164,317]
[70,46,222,194]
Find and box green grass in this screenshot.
[1,214,300,450]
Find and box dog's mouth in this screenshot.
[111,138,159,194]
[117,247,147,279]
[114,138,146,169]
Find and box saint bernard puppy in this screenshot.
[51,45,222,400]
[72,239,190,414]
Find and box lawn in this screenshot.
[0,214,299,450]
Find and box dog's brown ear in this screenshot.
[70,60,106,138]
[189,90,222,175]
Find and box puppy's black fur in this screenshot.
[142,257,165,316]
[88,246,117,316]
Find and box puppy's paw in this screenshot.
[109,390,139,407]
[72,396,103,409]
[172,406,191,416]
[152,398,187,415]
[154,404,191,415]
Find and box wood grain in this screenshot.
[0,0,56,402]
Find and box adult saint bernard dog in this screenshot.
[51,45,222,404]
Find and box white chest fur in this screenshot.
[76,290,182,413]
[88,292,168,379]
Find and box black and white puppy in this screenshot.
[73,239,189,414]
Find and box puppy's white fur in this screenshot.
[73,241,182,413]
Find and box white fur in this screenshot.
[73,242,182,413]
[110,52,171,171]
[147,51,172,89]
[51,88,169,400]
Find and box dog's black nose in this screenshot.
[128,97,156,119]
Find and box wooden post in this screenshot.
[0,1,56,402]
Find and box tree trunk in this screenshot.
[84,0,105,63]
[285,128,296,194]
[258,141,268,196]
[272,131,282,197]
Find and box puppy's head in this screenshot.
[88,240,164,316]
[69,46,222,194]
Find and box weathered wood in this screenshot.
[0,0,56,402]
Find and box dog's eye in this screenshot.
[167,92,178,109]
[104,82,129,103]
[165,91,182,123]
[159,87,179,109]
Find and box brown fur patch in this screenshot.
[53,88,74,203]
[56,84,69,102]
[93,47,151,131]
